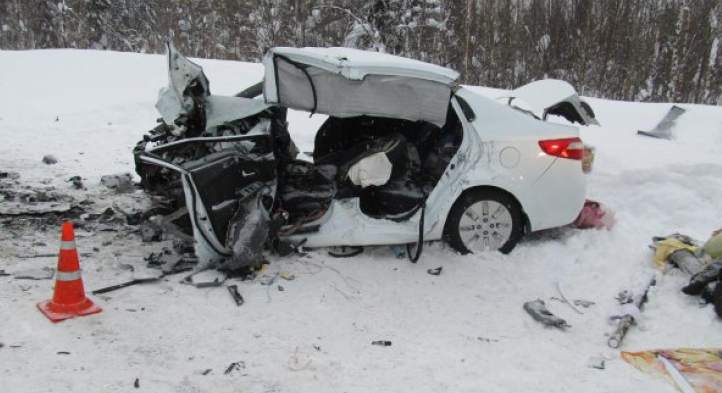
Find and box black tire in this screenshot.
[444,189,523,255]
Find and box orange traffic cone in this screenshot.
[37,222,102,323]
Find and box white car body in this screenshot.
[285,87,586,248]
[138,44,589,267]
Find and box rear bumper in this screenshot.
[528,158,587,231]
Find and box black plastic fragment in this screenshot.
[227,285,245,306]
[68,176,83,189]
[42,155,58,165]
[427,267,443,276]
[224,361,245,375]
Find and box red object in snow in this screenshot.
[574,199,615,230]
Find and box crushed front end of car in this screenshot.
[134,43,297,270]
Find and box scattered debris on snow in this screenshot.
[587,356,606,370]
[574,299,596,308]
[41,155,58,165]
[259,274,278,286]
[12,267,55,280]
[556,279,584,314]
[67,176,83,190]
[279,270,295,281]
[607,275,656,348]
[100,173,135,193]
[0,201,72,215]
[573,199,615,230]
[523,299,570,329]
[427,266,443,276]
[637,105,686,139]
[182,269,228,288]
[227,284,245,306]
[140,221,163,242]
[224,361,246,375]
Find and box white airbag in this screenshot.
[346,152,392,188]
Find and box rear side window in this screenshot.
[455,95,476,122]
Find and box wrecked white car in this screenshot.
[134,44,593,269]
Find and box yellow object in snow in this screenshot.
[622,348,722,393]
[654,239,698,271]
[702,231,722,259]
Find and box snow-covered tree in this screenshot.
[1,0,721,104]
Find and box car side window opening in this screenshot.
[455,95,476,122]
[276,105,463,220]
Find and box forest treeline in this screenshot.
[1,0,721,104]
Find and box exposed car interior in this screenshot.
[277,105,463,223]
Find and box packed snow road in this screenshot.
[0,50,720,393]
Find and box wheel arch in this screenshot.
[443,185,531,237]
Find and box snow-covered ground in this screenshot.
[0,49,720,393]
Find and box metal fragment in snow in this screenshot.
[523,299,570,329]
[637,105,686,140]
[13,267,55,280]
[184,270,227,287]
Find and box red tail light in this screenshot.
[538,138,584,160]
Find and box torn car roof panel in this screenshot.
[266,47,460,84]
[264,47,458,127]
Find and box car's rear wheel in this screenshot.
[444,189,523,254]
